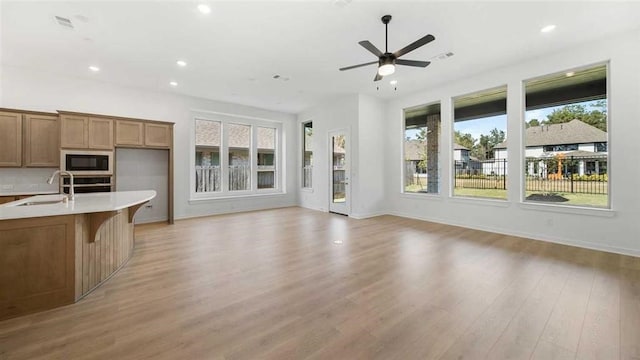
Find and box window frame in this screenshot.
[301,120,313,190]
[190,110,283,200]
[401,101,442,196]
[521,61,611,209]
[450,84,509,201]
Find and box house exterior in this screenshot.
[493,119,607,177]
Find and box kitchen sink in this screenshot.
[16,200,65,206]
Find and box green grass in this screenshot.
[406,184,608,208]
[525,191,608,208]
[405,184,427,193]
[453,188,507,200]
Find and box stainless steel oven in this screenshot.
[60,150,114,193]
[61,150,113,176]
[62,176,113,194]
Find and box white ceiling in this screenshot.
[2,1,640,114]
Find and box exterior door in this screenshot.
[329,129,350,215]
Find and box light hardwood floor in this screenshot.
[1,207,639,359]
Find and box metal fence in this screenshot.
[525,155,607,195]
[454,159,507,190]
[452,156,608,195]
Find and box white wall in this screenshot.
[0,66,298,219]
[296,94,386,217]
[354,94,386,218]
[297,94,359,212]
[384,29,640,256]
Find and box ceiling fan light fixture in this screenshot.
[378,64,395,76]
[378,57,396,76]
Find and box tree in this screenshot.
[473,128,505,160]
[544,100,607,131]
[454,131,475,150]
[415,128,428,172]
[526,119,540,128]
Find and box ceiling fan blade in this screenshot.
[358,40,383,57]
[396,59,431,67]
[339,61,378,71]
[393,34,435,58]
[374,73,383,81]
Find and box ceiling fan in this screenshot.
[339,14,435,81]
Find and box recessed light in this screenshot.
[333,240,343,244]
[390,80,398,86]
[169,81,178,87]
[197,4,211,14]
[540,24,556,33]
[88,65,100,72]
[565,71,575,77]
[176,60,187,67]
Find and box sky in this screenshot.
[406,99,604,141]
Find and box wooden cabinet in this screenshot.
[145,123,172,147]
[60,115,88,149]
[24,114,60,167]
[0,196,18,204]
[116,120,171,148]
[88,118,113,149]
[0,111,60,167]
[0,111,23,167]
[61,115,113,149]
[115,120,144,146]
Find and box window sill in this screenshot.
[519,201,615,217]
[301,188,314,193]
[400,192,443,200]
[449,196,511,208]
[189,191,286,204]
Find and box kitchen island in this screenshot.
[0,191,155,321]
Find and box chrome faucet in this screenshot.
[47,170,75,201]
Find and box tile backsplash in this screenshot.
[0,168,60,193]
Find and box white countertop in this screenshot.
[0,191,156,220]
[0,190,59,197]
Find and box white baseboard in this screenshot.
[387,210,640,258]
[350,212,387,219]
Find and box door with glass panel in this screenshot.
[329,129,350,215]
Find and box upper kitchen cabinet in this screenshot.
[60,114,88,149]
[115,120,144,147]
[115,120,172,148]
[88,117,114,149]
[24,114,60,167]
[60,114,113,149]
[144,123,172,148]
[0,111,22,167]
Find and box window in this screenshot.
[453,86,508,200]
[257,127,276,189]
[193,113,282,198]
[403,102,440,194]
[524,64,608,208]
[302,121,313,188]
[195,119,221,192]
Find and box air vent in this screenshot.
[433,52,454,61]
[272,74,290,81]
[54,16,74,29]
[333,0,352,7]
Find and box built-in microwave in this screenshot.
[60,150,114,175]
